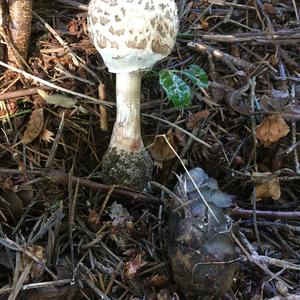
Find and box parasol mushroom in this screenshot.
[87,0,178,190]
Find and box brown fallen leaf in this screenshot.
[187,110,210,130]
[88,209,100,231]
[199,18,209,31]
[254,172,281,201]
[263,3,277,15]
[148,274,169,287]
[148,131,177,168]
[256,116,289,146]
[21,108,44,144]
[21,245,46,281]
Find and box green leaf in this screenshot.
[183,64,208,88]
[159,70,192,108]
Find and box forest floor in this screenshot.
[0,0,300,299]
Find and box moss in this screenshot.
[101,147,153,190]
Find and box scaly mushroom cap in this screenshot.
[88,0,178,73]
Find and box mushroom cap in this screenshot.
[88,0,178,73]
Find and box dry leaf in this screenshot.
[199,19,209,30]
[88,209,100,231]
[148,132,177,168]
[38,89,87,113]
[149,274,168,287]
[124,254,143,279]
[187,110,210,130]
[38,89,76,107]
[21,245,46,281]
[254,172,281,201]
[263,3,277,15]
[21,108,44,144]
[39,128,54,142]
[256,116,289,146]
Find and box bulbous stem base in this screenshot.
[101,146,153,190]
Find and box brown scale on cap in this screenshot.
[88,0,178,73]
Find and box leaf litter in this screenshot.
[0,0,300,299]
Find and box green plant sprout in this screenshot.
[159,64,208,108]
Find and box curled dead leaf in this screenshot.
[21,108,44,144]
[253,172,281,201]
[256,116,289,146]
[148,132,177,168]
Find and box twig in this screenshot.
[292,0,299,20]
[233,232,293,289]
[188,41,255,71]
[231,207,300,220]
[0,168,161,204]
[196,28,300,44]
[290,83,300,174]
[98,83,108,131]
[0,87,53,100]
[0,279,72,295]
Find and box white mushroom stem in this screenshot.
[109,72,143,152]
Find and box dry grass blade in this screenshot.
[8,262,32,300]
